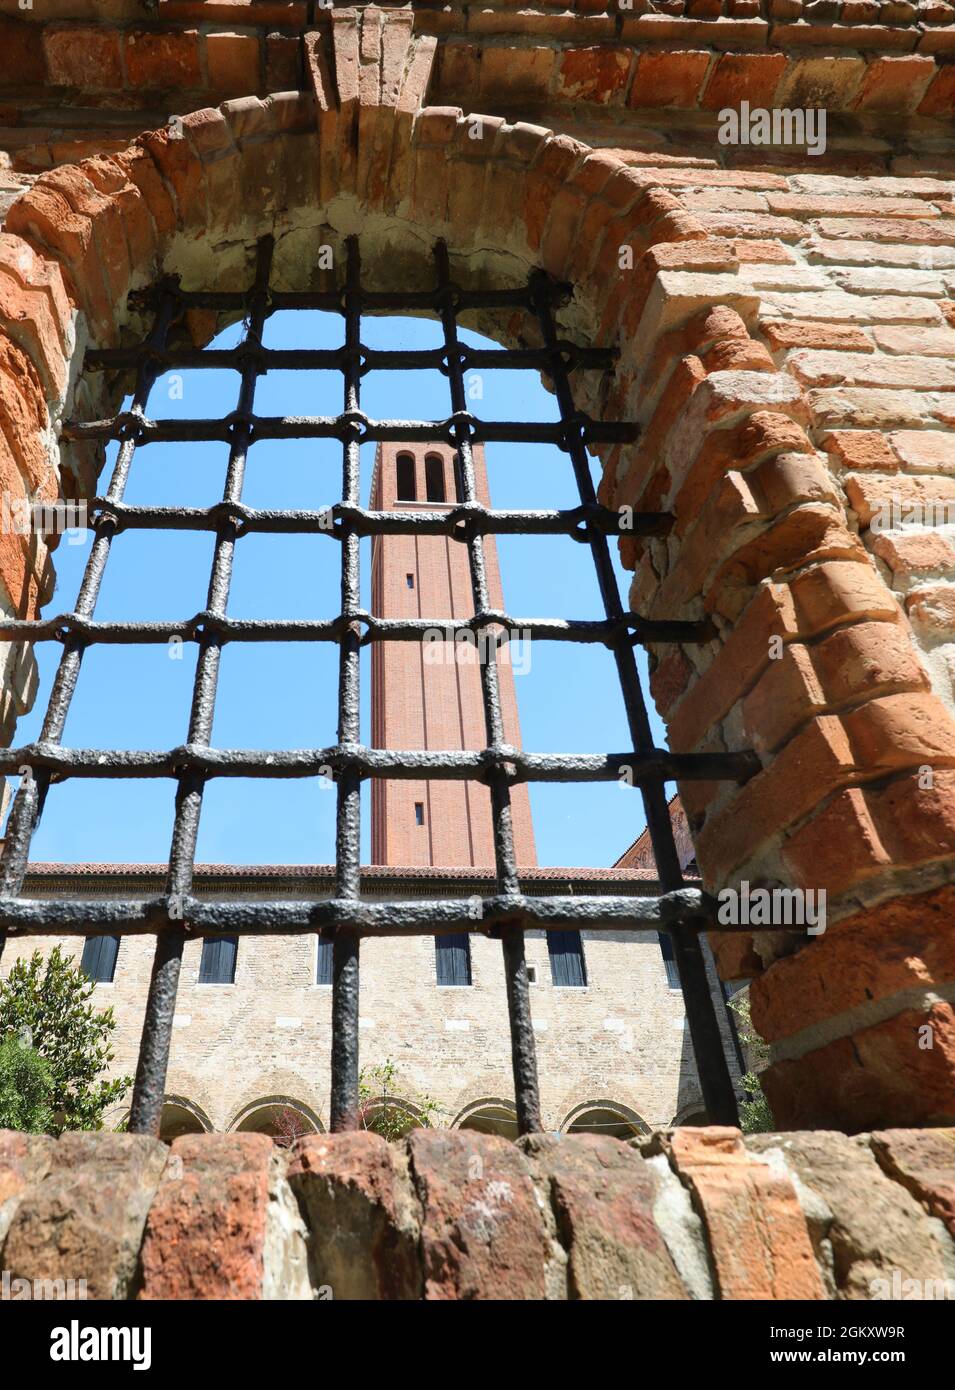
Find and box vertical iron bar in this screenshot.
[531,272,739,1127]
[0,289,178,967]
[128,238,274,1135]
[329,237,363,1132]
[435,241,542,1136]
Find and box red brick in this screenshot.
[616,355,708,524]
[781,784,892,896]
[756,878,955,1045]
[0,17,46,86]
[79,157,159,280]
[890,430,955,473]
[841,691,955,776]
[124,30,202,90]
[700,52,787,110]
[815,217,955,246]
[111,147,178,240]
[139,1134,275,1300]
[0,524,42,618]
[762,1002,955,1133]
[0,265,69,399]
[733,240,797,264]
[43,26,122,90]
[741,641,824,755]
[674,413,814,538]
[668,581,802,756]
[206,31,262,93]
[767,193,938,220]
[628,51,712,110]
[695,717,856,883]
[763,320,872,352]
[0,337,52,493]
[266,32,301,92]
[39,167,131,310]
[815,620,929,705]
[557,47,632,104]
[137,128,208,233]
[856,56,936,112]
[823,430,898,472]
[869,1129,955,1242]
[743,618,929,755]
[846,473,955,530]
[873,530,955,577]
[0,235,72,354]
[650,647,694,717]
[791,558,901,630]
[479,46,556,104]
[918,66,955,117]
[4,184,114,345]
[653,1129,824,1300]
[706,504,867,623]
[409,1129,550,1300]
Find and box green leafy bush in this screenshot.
[728,991,775,1134]
[358,1059,441,1141]
[0,946,132,1134]
[0,1034,53,1134]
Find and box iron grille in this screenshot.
[0,236,760,1135]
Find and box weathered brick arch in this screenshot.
[2,6,955,1133]
[229,1096,324,1137]
[560,1100,650,1138]
[450,1097,519,1133]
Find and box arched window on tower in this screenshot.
[396,451,416,500]
[425,453,446,503]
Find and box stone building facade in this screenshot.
[12,862,713,1137]
[0,1,954,1150]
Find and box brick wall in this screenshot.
[0,5,954,1136]
[2,1125,954,1299]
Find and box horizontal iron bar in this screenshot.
[79,499,671,542]
[0,743,760,783]
[62,414,640,448]
[0,610,715,647]
[0,888,762,934]
[127,284,570,315]
[85,344,616,374]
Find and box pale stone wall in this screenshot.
[2,912,708,1134]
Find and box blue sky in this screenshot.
[8,310,669,868]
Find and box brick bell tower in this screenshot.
[370,442,537,868]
